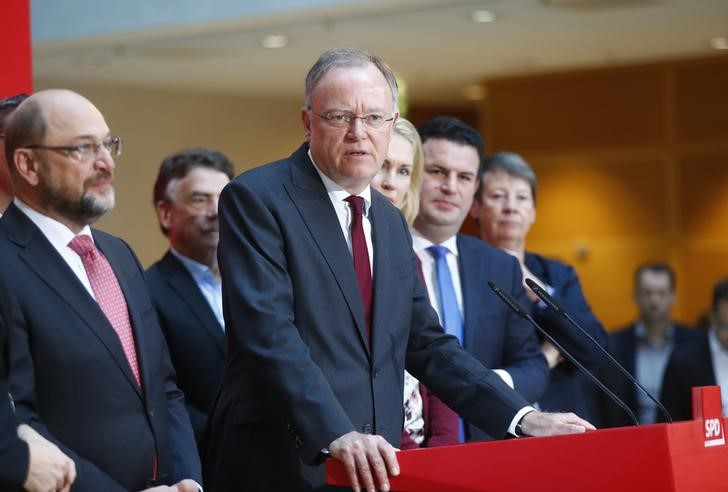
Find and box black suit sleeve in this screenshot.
[6,286,129,492]
[0,284,29,489]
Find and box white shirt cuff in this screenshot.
[508,406,537,437]
[493,369,514,389]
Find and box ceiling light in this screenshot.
[470,10,496,23]
[710,36,728,50]
[261,34,288,49]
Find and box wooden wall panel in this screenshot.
[674,58,728,142]
[485,67,666,152]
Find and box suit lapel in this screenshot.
[159,251,226,354]
[457,235,479,351]
[283,146,370,354]
[369,194,394,359]
[3,207,143,397]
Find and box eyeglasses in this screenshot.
[310,110,395,130]
[24,137,123,162]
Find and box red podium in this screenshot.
[326,386,728,491]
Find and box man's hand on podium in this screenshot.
[329,430,400,492]
[520,411,596,437]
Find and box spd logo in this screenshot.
[704,418,725,447]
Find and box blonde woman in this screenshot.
[372,118,458,449]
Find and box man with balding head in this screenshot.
[0,89,201,491]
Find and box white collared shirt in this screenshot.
[308,150,374,274]
[14,198,96,298]
[410,228,514,390]
[170,248,225,330]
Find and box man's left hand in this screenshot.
[520,411,595,437]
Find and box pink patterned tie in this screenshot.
[68,235,141,386]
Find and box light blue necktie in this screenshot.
[427,245,463,344]
[427,244,466,442]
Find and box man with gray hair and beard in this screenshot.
[0,89,202,491]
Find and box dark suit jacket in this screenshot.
[0,204,201,491]
[203,144,529,491]
[659,333,714,422]
[594,323,701,428]
[525,252,606,419]
[146,250,226,443]
[457,235,548,441]
[0,277,28,490]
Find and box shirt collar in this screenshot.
[410,228,459,258]
[170,248,218,286]
[635,321,676,344]
[308,149,372,215]
[14,198,93,247]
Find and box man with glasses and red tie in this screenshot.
[203,48,594,492]
[0,89,202,491]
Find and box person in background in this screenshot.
[371,117,459,449]
[595,262,700,427]
[412,119,549,443]
[1,89,202,491]
[147,148,234,446]
[660,277,728,421]
[0,94,29,214]
[470,151,606,420]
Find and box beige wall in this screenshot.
[35,80,305,267]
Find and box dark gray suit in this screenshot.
[146,251,226,444]
[203,144,529,491]
[0,204,201,491]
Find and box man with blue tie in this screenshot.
[146,148,234,446]
[410,116,548,442]
[203,48,593,492]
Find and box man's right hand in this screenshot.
[329,431,400,492]
[19,424,76,492]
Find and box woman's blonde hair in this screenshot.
[393,117,424,225]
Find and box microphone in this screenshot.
[488,280,639,427]
[524,278,673,424]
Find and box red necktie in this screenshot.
[68,235,141,386]
[344,195,372,338]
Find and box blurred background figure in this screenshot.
[0,94,29,214]
[372,117,459,449]
[471,151,606,421]
[147,148,234,446]
[660,277,728,421]
[595,263,701,427]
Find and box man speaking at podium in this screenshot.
[203,48,594,492]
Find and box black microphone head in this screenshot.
[488,280,529,318]
[525,277,564,315]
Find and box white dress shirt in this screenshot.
[14,198,96,297]
[410,228,514,390]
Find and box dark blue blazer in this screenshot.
[456,235,548,441]
[0,204,201,491]
[659,333,714,422]
[525,252,606,419]
[0,276,29,489]
[146,251,226,444]
[203,144,529,491]
[594,323,701,428]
